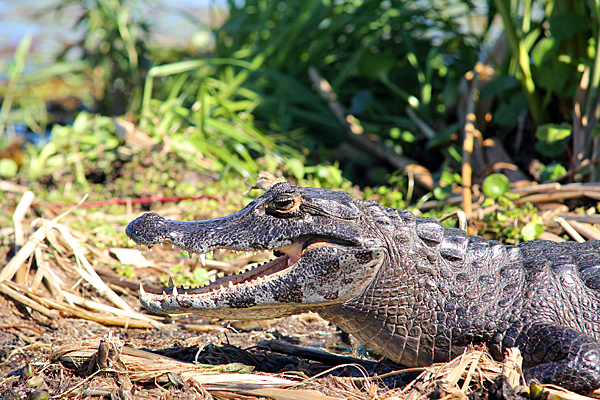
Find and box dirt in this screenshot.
[0,280,418,400]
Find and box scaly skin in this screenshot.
[126,182,600,394]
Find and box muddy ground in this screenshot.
[0,303,419,399]
[0,260,419,400]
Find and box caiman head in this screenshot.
[126,181,388,319]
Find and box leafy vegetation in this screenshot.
[2,0,600,246]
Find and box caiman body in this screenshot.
[127,182,600,393]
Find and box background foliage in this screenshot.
[1,0,600,223]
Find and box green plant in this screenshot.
[482,173,510,199]
[0,33,32,135]
[140,57,302,178]
[51,0,153,115]
[23,112,119,184]
[485,0,600,178]
[213,0,480,183]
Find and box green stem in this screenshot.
[493,0,547,125]
[522,0,532,34]
[379,74,420,109]
[0,33,32,135]
[585,0,600,152]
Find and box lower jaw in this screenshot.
[175,254,292,295]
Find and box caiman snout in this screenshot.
[126,213,170,248]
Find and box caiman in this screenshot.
[126,182,600,394]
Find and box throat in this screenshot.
[278,242,303,266]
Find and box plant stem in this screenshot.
[493,0,547,125]
[0,33,32,135]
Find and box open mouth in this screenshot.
[140,236,354,296]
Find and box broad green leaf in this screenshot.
[481,75,520,99]
[531,37,557,68]
[549,13,589,40]
[0,158,18,178]
[482,173,510,199]
[535,141,566,158]
[535,123,572,142]
[287,158,305,181]
[494,93,528,127]
[534,61,571,94]
[522,27,542,53]
[358,52,396,79]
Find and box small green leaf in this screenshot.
[521,221,543,241]
[494,93,528,127]
[287,158,305,181]
[549,13,589,40]
[482,173,510,199]
[433,185,452,200]
[535,141,566,158]
[358,52,396,79]
[481,75,519,99]
[535,123,572,142]
[531,37,557,68]
[440,170,462,185]
[0,158,18,178]
[540,162,567,181]
[193,267,209,284]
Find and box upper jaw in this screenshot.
[126,212,362,263]
[125,212,170,247]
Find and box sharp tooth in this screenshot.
[148,246,153,251]
[139,283,146,296]
[210,250,214,256]
[173,286,178,296]
[235,250,239,255]
[162,291,168,300]
[168,277,174,288]
[245,251,250,258]
[172,245,176,250]
[212,289,217,294]
[228,281,234,288]
[219,284,224,290]
[136,244,141,251]
[199,253,206,267]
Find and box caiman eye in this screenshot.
[269,198,294,211]
[266,194,301,216]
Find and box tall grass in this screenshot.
[5,0,600,190]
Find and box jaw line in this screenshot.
[140,241,307,299]
[138,240,383,317]
[138,239,359,303]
